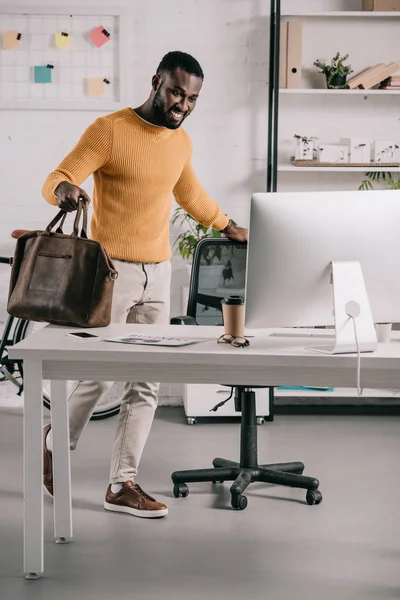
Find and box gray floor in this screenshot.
[1,407,400,600]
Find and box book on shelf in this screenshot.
[359,62,400,89]
[347,64,385,89]
[380,76,400,88]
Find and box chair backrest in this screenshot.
[187,238,247,326]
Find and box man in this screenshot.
[41,51,248,519]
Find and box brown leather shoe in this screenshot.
[43,423,53,497]
[104,481,168,518]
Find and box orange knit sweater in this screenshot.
[42,108,229,263]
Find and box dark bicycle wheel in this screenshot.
[12,320,121,420]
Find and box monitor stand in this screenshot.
[307,261,378,355]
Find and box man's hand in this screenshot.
[55,181,91,213]
[222,222,248,243]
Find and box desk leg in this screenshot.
[50,380,72,544]
[23,358,44,580]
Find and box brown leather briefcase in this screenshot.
[7,201,118,327]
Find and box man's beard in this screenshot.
[152,89,186,130]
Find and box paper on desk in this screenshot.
[103,334,206,347]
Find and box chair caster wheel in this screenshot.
[173,483,189,498]
[212,480,224,484]
[306,489,323,505]
[256,417,265,425]
[187,418,197,426]
[231,494,248,510]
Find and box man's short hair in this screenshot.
[156,51,204,81]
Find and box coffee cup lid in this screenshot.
[222,295,244,305]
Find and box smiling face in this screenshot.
[151,67,203,129]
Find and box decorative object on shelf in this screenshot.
[374,140,399,163]
[363,0,400,11]
[318,145,349,163]
[341,138,371,163]
[294,134,317,160]
[313,53,353,89]
[359,171,400,190]
[291,159,400,168]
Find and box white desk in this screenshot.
[10,323,400,578]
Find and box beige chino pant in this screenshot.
[67,259,171,483]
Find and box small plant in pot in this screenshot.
[313,52,353,89]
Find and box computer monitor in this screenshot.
[244,190,400,354]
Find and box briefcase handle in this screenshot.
[46,198,88,238]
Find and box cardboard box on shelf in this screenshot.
[286,21,302,88]
[363,0,400,10]
[279,22,288,88]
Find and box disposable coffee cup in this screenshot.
[375,322,392,343]
[221,296,244,338]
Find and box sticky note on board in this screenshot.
[34,66,52,84]
[89,25,111,48]
[55,32,71,49]
[86,78,105,96]
[2,30,21,50]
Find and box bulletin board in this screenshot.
[0,6,129,111]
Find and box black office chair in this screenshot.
[171,238,322,511]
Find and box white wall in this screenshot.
[0,0,271,321]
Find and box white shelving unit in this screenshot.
[279,165,400,172]
[283,11,400,18]
[268,8,400,407]
[278,10,400,175]
[280,88,400,95]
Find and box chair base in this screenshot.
[171,388,322,510]
[172,457,322,510]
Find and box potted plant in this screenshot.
[313,52,353,89]
[358,171,400,191]
[172,207,235,288]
